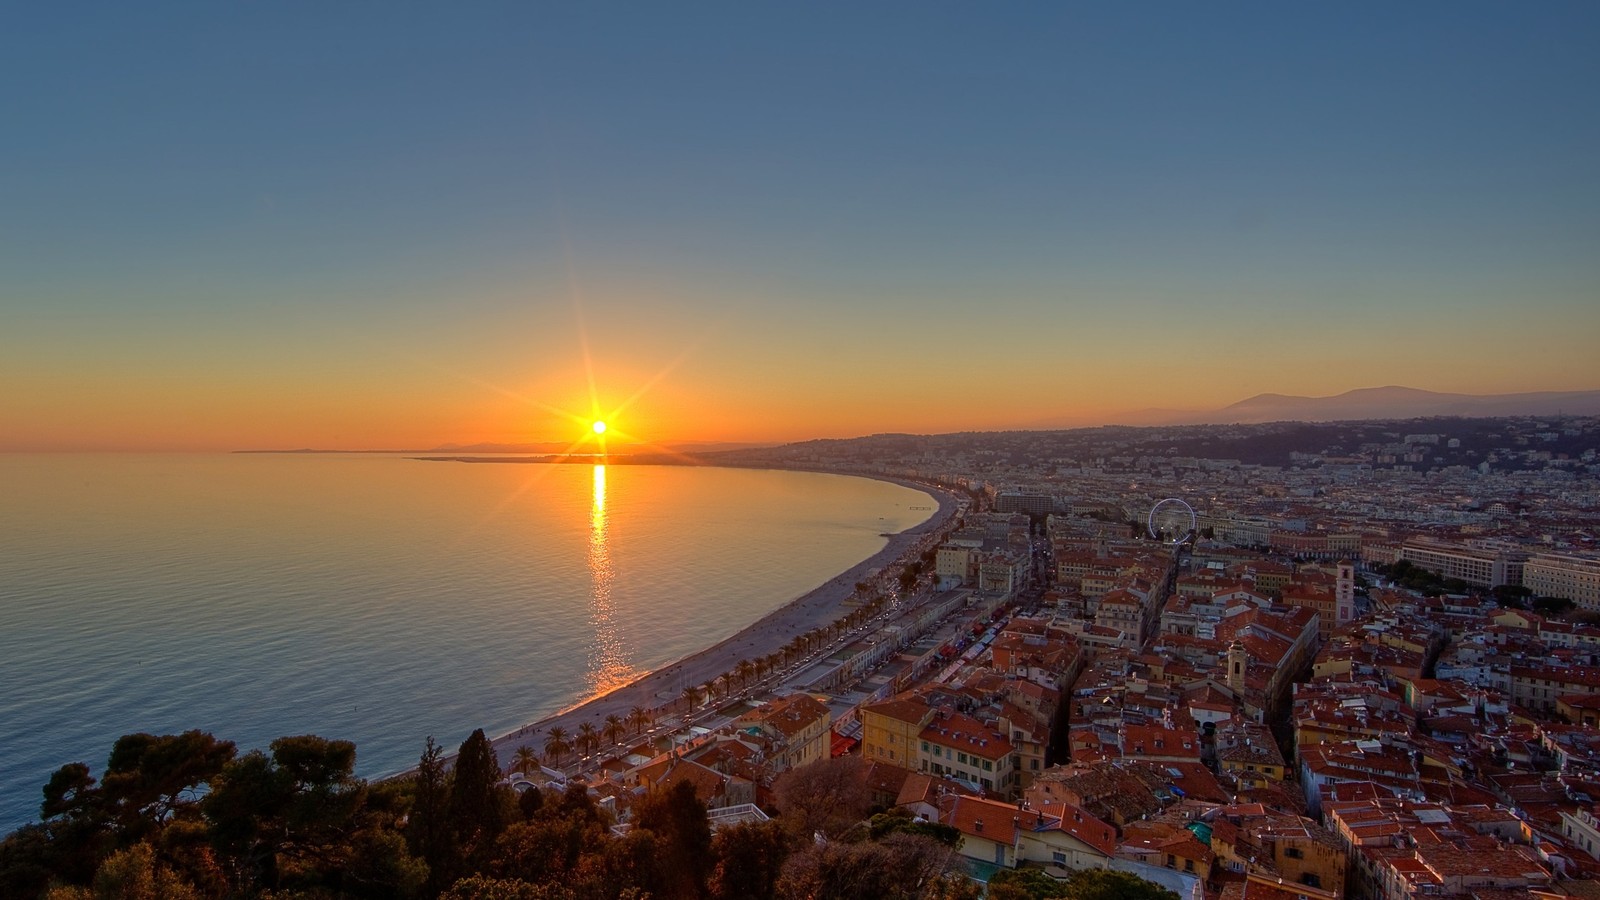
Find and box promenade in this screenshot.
[486,474,964,774]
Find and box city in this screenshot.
[485,414,1600,898]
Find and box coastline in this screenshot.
[480,470,963,772]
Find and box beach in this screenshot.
[486,473,962,771]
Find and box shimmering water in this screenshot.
[0,454,933,833]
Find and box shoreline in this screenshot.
[479,469,963,773]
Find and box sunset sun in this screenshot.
[591,420,607,435]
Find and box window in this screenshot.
[1052,851,1067,865]
[921,741,929,752]
[1284,847,1303,860]
[984,759,993,771]
[959,752,969,765]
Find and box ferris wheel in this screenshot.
[1147,498,1197,545]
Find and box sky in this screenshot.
[2,3,1597,451]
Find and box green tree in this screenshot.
[602,715,625,748]
[633,780,712,900]
[1062,869,1179,900]
[448,729,506,875]
[776,832,959,900]
[100,731,236,838]
[204,734,416,897]
[511,746,540,781]
[542,728,570,768]
[408,736,456,896]
[43,842,202,900]
[987,867,1072,899]
[441,874,573,900]
[516,785,543,822]
[867,808,962,846]
[575,723,599,759]
[708,819,790,900]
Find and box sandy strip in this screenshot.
[484,472,962,771]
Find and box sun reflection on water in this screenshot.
[585,464,635,697]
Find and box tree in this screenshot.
[100,731,236,838]
[628,706,649,735]
[449,729,506,874]
[1061,869,1178,900]
[542,728,570,769]
[772,756,871,842]
[737,659,756,688]
[516,785,543,822]
[204,734,421,897]
[575,723,599,760]
[1535,595,1576,615]
[602,715,625,748]
[868,808,961,846]
[633,780,712,900]
[511,746,540,780]
[43,841,202,900]
[681,685,703,714]
[441,875,574,900]
[776,832,960,900]
[708,820,790,900]
[408,736,455,896]
[987,867,1072,899]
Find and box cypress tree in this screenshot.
[447,729,504,874]
[408,736,455,895]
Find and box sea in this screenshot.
[0,453,935,834]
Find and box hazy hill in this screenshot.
[1199,386,1600,424]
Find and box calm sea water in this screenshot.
[0,454,934,833]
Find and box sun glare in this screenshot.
[592,420,607,435]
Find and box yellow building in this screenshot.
[860,694,935,769]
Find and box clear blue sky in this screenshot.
[3,3,1597,449]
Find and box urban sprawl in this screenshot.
[517,416,1600,900]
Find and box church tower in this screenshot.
[1336,559,1356,630]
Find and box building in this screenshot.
[1398,538,1526,589]
[918,709,1017,796]
[860,694,935,769]
[1525,553,1600,610]
[736,693,831,772]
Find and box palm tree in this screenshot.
[603,714,625,747]
[576,722,599,759]
[681,684,702,713]
[629,705,649,734]
[543,727,571,768]
[737,659,755,687]
[512,745,540,779]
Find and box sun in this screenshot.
[592,420,608,435]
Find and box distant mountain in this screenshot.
[1192,386,1600,424]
